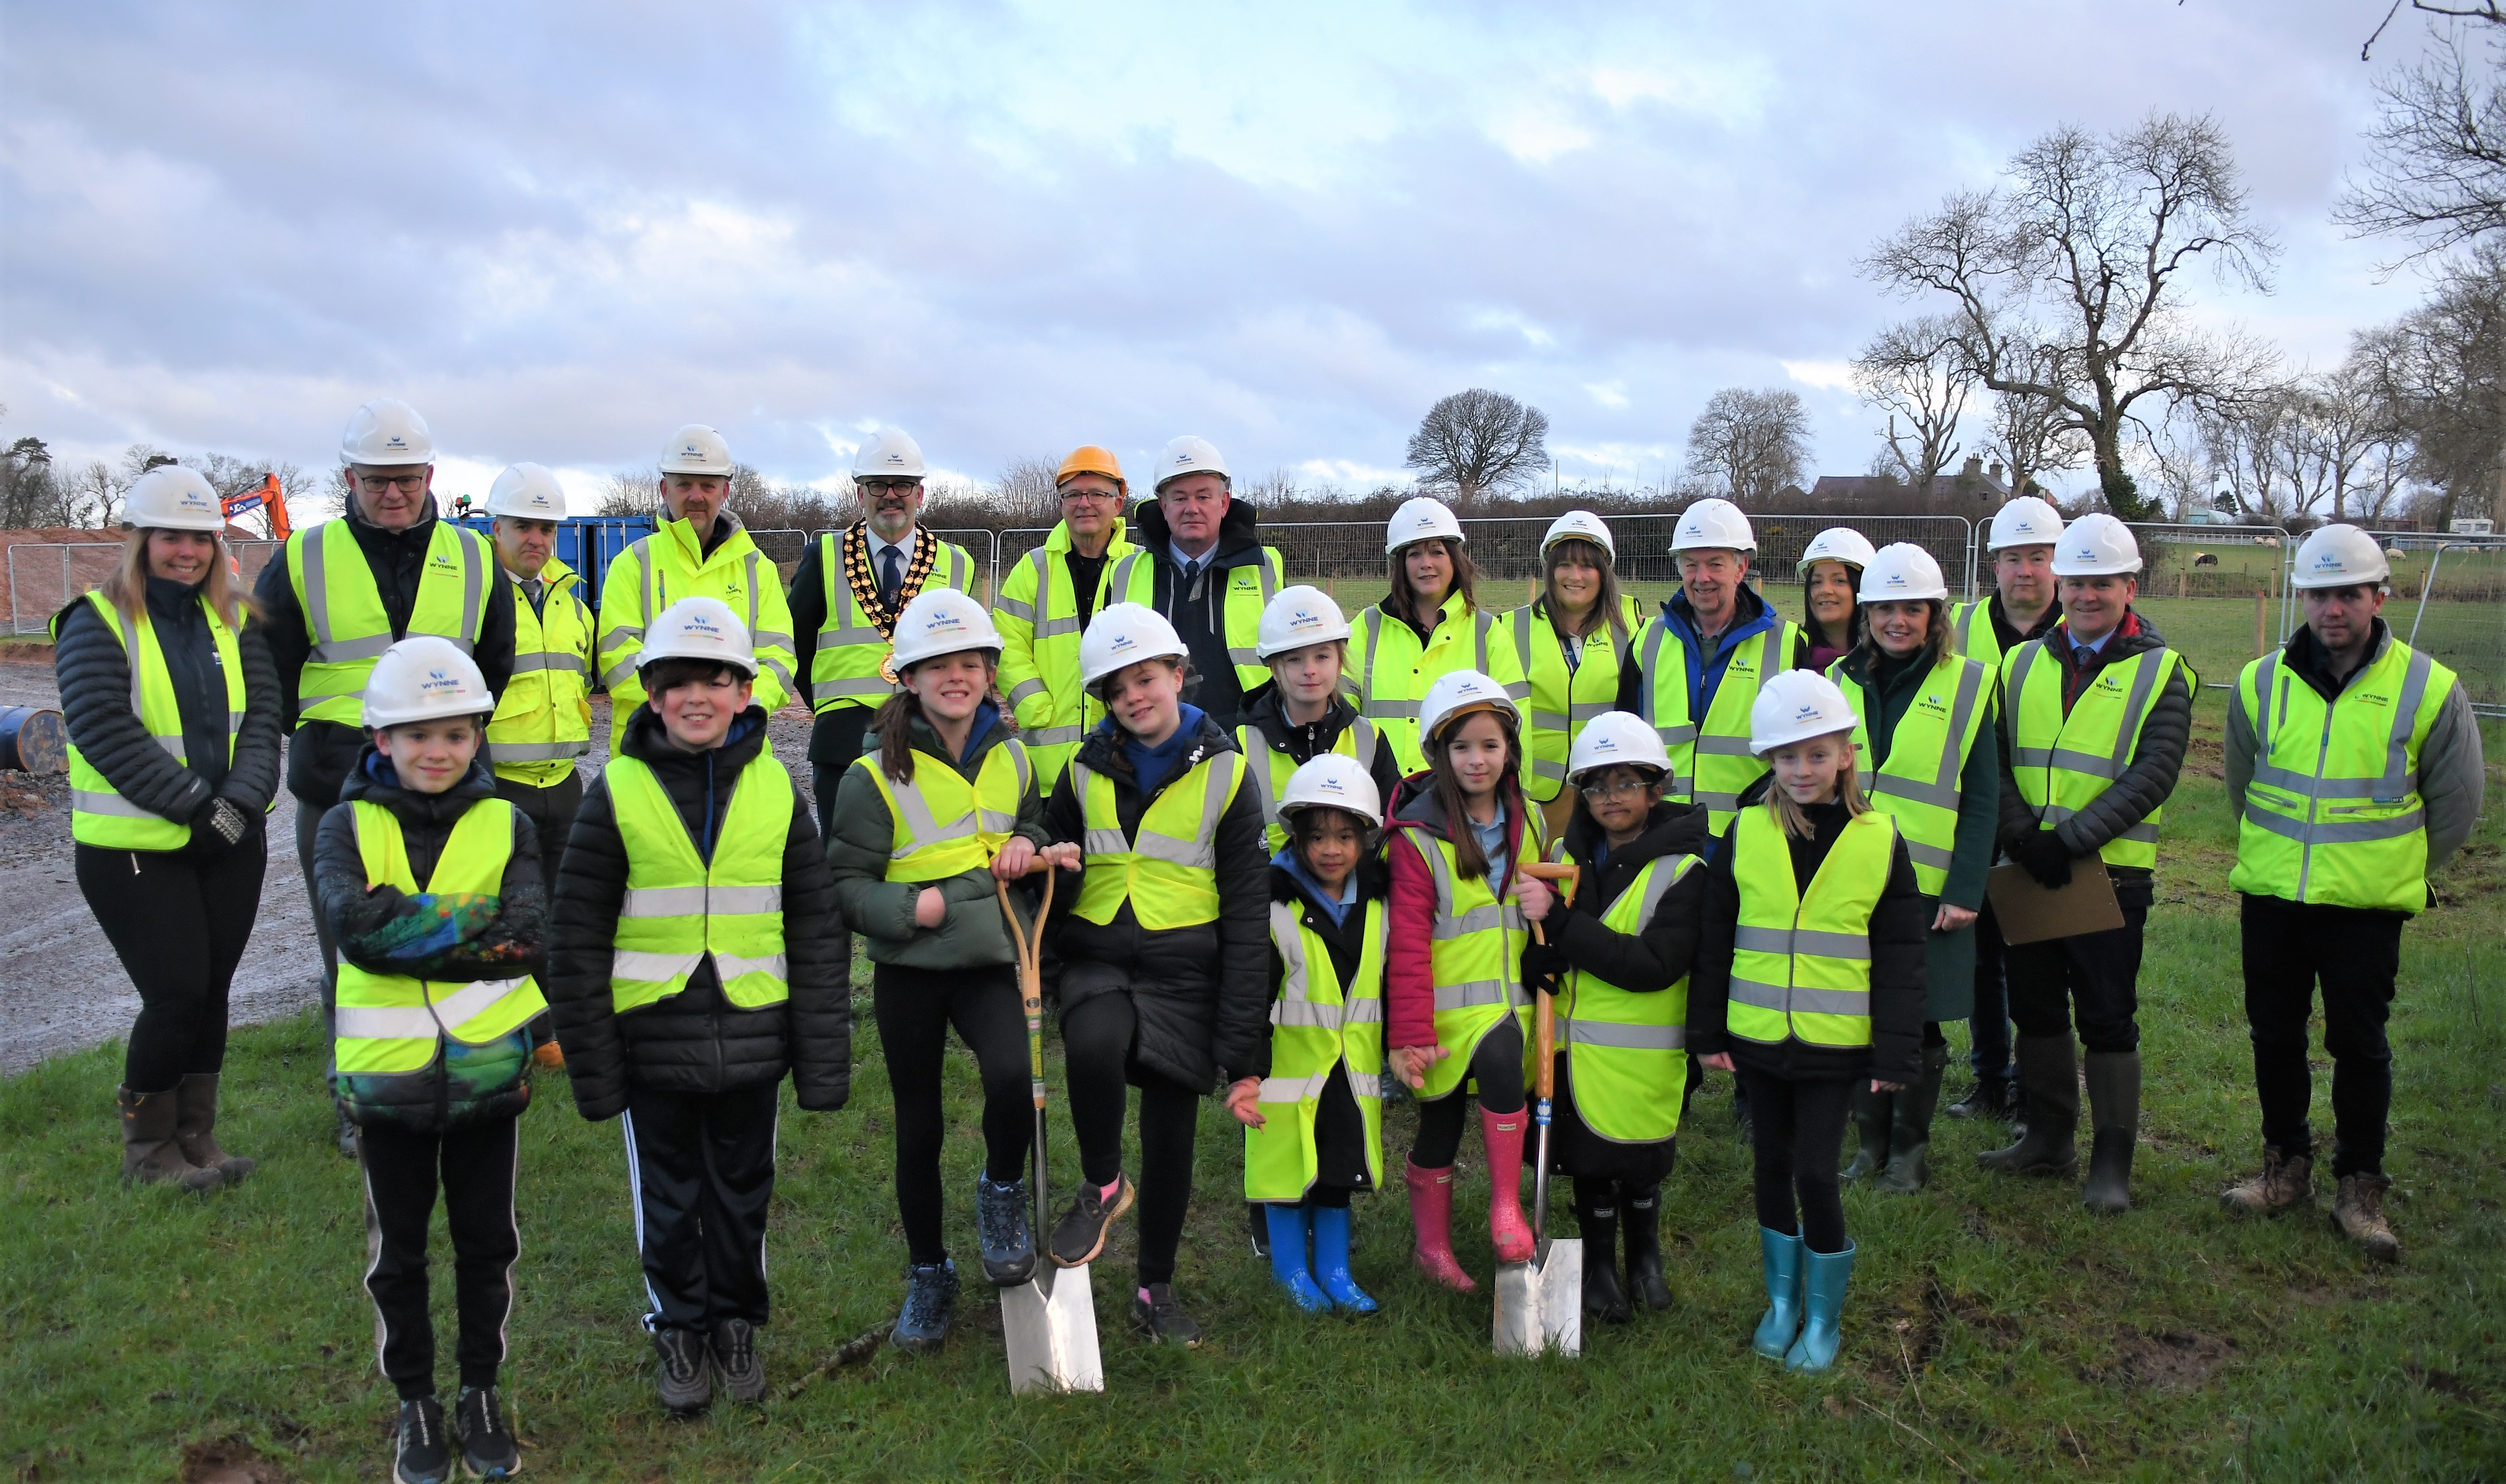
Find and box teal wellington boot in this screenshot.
[1751,1227,1804,1359]
[1265,1205,1330,1312]
[1784,1240,1857,1373]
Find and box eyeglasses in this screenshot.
[1059,487,1120,503]
[860,478,922,494]
[356,472,429,496]
[1578,778,1656,802]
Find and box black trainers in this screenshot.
[709,1317,765,1403]
[452,1384,519,1479]
[1131,1282,1202,1347]
[652,1326,712,1416]
[1049,1175,1133,1267]
[391,1395,452,1484]
[975,1176,1037,1286]
[891,1259,961,1353]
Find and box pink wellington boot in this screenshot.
[1481,1107,1536,1263]
[1405,1158,1478,1292]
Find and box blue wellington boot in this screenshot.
[1265,1205,1331,1312]
[1785,1239,1857,1373]
[1309,1205,1377,1314]
[1752,1227,1804,1359]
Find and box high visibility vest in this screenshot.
[1726,805,1897,1049]
[857,737,1032,884]
[594,516,796,743]
[1347,595,1530,775]
[1551,844,1696,1144]
[1397,817,1538,1100]
[487,558,593,787]
[1832,654,1991,896]
[1949,599,2001,671]
[606,751,795,1013]
[1505,595,1642,802]
[333,798,545,1075]
[1245,897,1386,1201]
[996,521,1135,790]
[1107,544,1285,704]
[1071,750,1246,931]
[1235,716,1381,855]
[53,591,244,849]
[808,528,979,717]
[1632,618,1801,835]
[2229,641,2455,913]
[286,518,493,727]
[2002,637,2188,871]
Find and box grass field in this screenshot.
[5,700,2504,1483]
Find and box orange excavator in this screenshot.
[220,472,291,540]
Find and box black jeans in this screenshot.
[76,838,266,1091]
[622,1081,780,1332]
[2240,894,2405,1179]
[872,962,1034,1264]
[1409,1017,1527,1169]
[294,795,341,1010]
[2005,900,2150,1055]
[808,708,875,841]
[1968,900,2014,1082]
[1061,992,1200,1287]
[493,768,582,887]
[357,1117,520,1401]
[1736,1068,1854,1255]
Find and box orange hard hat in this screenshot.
[1056,445,1126,493]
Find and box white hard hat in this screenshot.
[1154,435,1230,490]
[853,428,927,480]
[1568,711,1672,784]
[123,466,226,533]
[887,587,1003,671]
[1858,542,1948,603]
[340,399,433,468]
[638,596,758,677]
[2291,523,2392,589]
[2051,512,2143,577]
[1542,509,1615,562]
[1278,753,1383,829]
[1797,527,1877,577]
[1386,496,1465,553]
[485,463,566,520]
[1748,669,1860,757]
[1256,585,1352,660]
[1672,497,1756,555]
[1986,495,2065,551]
[659,425,734,477]
[1080,602,1189,687]
[362,636,493,729]
[1417,668,1520,744]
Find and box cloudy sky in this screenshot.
[0,1,2456,509]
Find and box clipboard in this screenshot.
[1986,857,2127,945]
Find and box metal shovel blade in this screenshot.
[1493,1239,1585,1358]
[1001,1263,1103,1395]
[1492,1259,1541,1356]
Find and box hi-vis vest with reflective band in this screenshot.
[1832,654,1990,897]
[2229,641,2454,913]
[1071,750,1246,931]
[2002,637,2187,871]
[1107,544,1285,702]
[1949,599,2003,671]
[488,559,593,787]
[286,518,492,727]
[333,798,545,1075]
[1399,816,1539,1101]
[54,591,244,849]
[1632,617,1801,833]
[606,752,796,1013]
[1727,805,1897,1049]
[1346,595,1529,775]
[996,521,1135,789]
[1246,897,1386,1201]
[809,528,978,716]
[594,516,797,740]
[857,737,1033,884]
[1236,717,1381,855]
[1505,596,1642,802]
[1550,843,1696,1144]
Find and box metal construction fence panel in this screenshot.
[7,540,285,635]
[2114,523,2295,691]
[2410,543,2506,717]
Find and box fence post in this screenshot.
[2253,588,2267,658]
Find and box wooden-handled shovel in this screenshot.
[1495,860,1583,1358]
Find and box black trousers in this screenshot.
[2005,900,2150,1055]
[1409,1017,1528,1169]
[1735,1068,1854,1255]
[76,838,266,1091]
[2241,894,2405,1179]
[293,795,341,1012]
[622,1081,780,1332]
[873,962,1034,1264]
[493,768,583,887]
[358,1117,520,1401]
[1968,900,2014,1082]
[1061,992,1200,1287]
[808,707,875,841]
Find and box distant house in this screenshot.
[1805,456,2015,511]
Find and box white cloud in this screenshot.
[1781,360,1857,393]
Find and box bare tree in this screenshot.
[1405,389,1550,505]
[1685,388,1812,505]
[599,468,661,517]
[67,461,127,528]
[988,456,1063,527]
[2340,26,2506,262]
[1978,339,2091,501]
[1853,315,1977,491]
[2356,247,2506,528]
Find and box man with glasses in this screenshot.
[1104,435,1285,735]
[995,446,1137,792]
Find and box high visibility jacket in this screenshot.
[1726,805,1897,1048]
[856,737,1033,883]
[1632,618,1802,835]
[595,516,796,745]
[807,527,979,717]
[1831,654,1991,896]
[1106,544,1286,704]
[997,520,1135,790]
[287,518,494,727]
[54,591,243,849]
[1503,596,1643,802]
[1551,844,1696,1144]
[2229,641,2456,913]
[1245,897,1386,1201]
[333,798,545,1076]
[1071,752,1246,931]
[606,751,796,1013]
[1236,716,1382,855]
[2002,640,2186,871]
[1398,822,1538,1100]
[1949,599,2002,671]
[1346,594,1530,774]
[487,558,593,787]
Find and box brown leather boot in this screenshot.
[2332,1173,2400,1262]
[118,1085,222,1191]
[174,1073,255,1183]
[2221,1144,2312,1216]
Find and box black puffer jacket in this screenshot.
[1126,496,1275,733]
[1043,710,1270,1092]
[1993,609,2192,898]
[52,579,284,839]
[1524,799,1711,998]
[1235,681,1405,815]
[544,705,850,1121]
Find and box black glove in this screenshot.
[2009,830,2073,889]
[203,798,252,850]
[1520,939,1569,995]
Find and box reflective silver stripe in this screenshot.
[882,767,984,859]
[1873,657,1985,812]
[1694,735,1757,757]
[338,975,531,1042]
[1561,1018,1685,1051]
[509,652,585,675]
[605,625,645,642]
[1730,978,1865,1017]
[621,885,785,917]
[1692,790,1743,813]
[1271,999,1345,1030]
[1343,998,1383,1023]
[816,629,892,649]
[612,948,705,981]
[456,526,487,644]
[300,526,334,650]
[2238,804,2425,846]
[1037,615,1082,638]
[1728,976,1790,1012]
[1634,618,1700,747]
[1433,980,1512,1010]
[1731,925,1869,960]
[712,951,789,981]
[491,740,588,761]
[1259,1072,1331,1102]
[312,633,395,663]
[72,788,158,818]
[1083,827,1130,854]
[1902,838,1953,870]
[601,654,643,687]
[1350,716,1378,771]
[1434,903,1509,939]
[1245,729,1278,827]
[1530,757,1568,782]
[1028,724,1084,745]
[1346,1070,1383,1098]
[996,595,1038,622]
[1006,677,1047,706]
[817,675,896,698]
